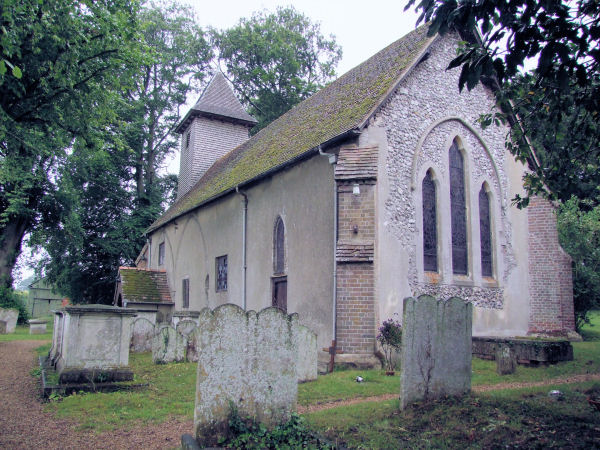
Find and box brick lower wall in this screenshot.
[527,197,575,334]
[336,262,376,354]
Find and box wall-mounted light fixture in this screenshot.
[352,183,360,196]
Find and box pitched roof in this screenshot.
[118,267,172,304]
[175,73,257,132]
[149,25,434,233]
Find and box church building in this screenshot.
[117,26,577,367]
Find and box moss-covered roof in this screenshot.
[119,267,172,304]
[148,25,434,233]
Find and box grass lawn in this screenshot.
[0,324,53,342]
[31,310,600,444]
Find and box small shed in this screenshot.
[113,267,174,324]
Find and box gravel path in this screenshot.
[0,340,192,450]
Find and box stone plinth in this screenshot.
[400,295,472,409]
[472,336,573,365]
[29,319,48,334]
[194,305,299,447]
[0,308,18,333]
[50,305,137,383]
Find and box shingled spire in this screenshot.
[176,73,257,199]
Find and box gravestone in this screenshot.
[152,325,183,364]
[400,295,472,409]
[130,317,155,353]
[296,324,318,382]
[29,319,47,335]
[50,305,136,383]
[0,308,18,333]
[177,319,199,362]
[0,321,6,334]
[496,345,517,375]
[193,304,299,447]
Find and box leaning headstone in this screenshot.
[193,304,298,447]
[496,345,517,375]
[400,295,472,409]
[29,319,47,335]
[296,324,318,382]
[130,317,155,353]
[152,325,178,363]
[0,320,6,334]
[0,308,18,333]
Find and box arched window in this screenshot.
[479,184,493,277]
[422,169,438,272]
[274,216,285,274]
[449,140,468,275]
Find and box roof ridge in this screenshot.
[149,25,435,233]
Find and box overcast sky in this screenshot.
[182,0,420,76]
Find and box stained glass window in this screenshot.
[449,140,468,275]
[216,255,227,292]
[422,170,438,272]
[182,278,189,308]
[274,217,285,274]
[479,185,493,277]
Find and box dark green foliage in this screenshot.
[405,0,600,206]
[212,6,342,132]
[222,408,333,449]
[29,2,211,303]
[0,286,29,324]
[557,198,600,330]
[0,0,144,289]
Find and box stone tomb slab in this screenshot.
[400,295,472,409]
[29,319,48,334]
[51,305,137,383]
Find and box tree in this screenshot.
[212,6,342,131]
[405,0,600,206]
[0,0,144,289]
[557,198,600,329]
[30,2,212,304]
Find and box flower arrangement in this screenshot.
[377,315,402,373]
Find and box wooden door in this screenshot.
[272,277,287,312]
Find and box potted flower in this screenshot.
[377,315,402,375]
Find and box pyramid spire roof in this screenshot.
[175,72,257,133]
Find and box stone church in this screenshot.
[115,26,576,367]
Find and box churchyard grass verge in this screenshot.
[0,324,53,342]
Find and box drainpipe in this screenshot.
[236,186,248,310]
[319,145,338,371]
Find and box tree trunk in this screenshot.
[0,218,29,289]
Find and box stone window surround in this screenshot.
[272,215,287,276]
[158,241,165,266]
[413,134,501,288]
[182,277,190,309]
[215,255,228,292]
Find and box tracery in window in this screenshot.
[182,278,189,308]
[449,140,468,275]
[274,216,285,274]
[479,184,493,277]
[422,169,438,272]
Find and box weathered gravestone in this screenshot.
[177,319,199,362]
[49,305,136,383]
[296,324,318,382]
[152,325,184,363]
[496,345,517,375]
[193,304,299,447]
[130,317,155,353]
[0,308,18,333]
[400,295,472,409]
